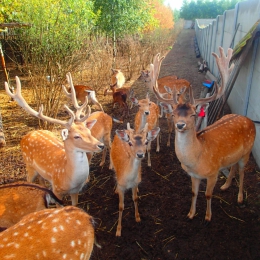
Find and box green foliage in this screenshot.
[93,0,155,37]
[180,0,243,20]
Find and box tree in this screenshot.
[180,0,242,20]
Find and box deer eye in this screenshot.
[128,141,133,146]
[145,140,149,145]
[74,135,81,139]
[191,114,196,117]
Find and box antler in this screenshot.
[149,53,165,92]
[151,47,233,107]
[212,46,234,98]
[5,76,74,128]
[62,72,90,122]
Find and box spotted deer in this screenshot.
[151,48,256,223]
[110,122,160,236]
[5,73,104,206]
[67,84,104,112]
[0,206,95,260]
[140,69,190,117]
[63,79,113,168]
[130,92,160,166]
[0,182,64,230]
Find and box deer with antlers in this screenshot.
[0,206,95,260]
[130,92,160,167]
[141,69,190,117]
[110,122,160,236]
[63,78,113,168]
[151,48,256,223]
[5,73,104,206]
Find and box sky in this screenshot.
[164,0,184,10]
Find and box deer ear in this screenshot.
[147,127,160,142]
[61,129,69,141]
[85,119,97,130]
[115,130,129,142]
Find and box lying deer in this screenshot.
[0,181,63,229]
[131,92,160,166]
[110,122,160,236]
[67,84,104,112]
[5,73,104,206]
[151,49,256,223]
[0,206,95,259]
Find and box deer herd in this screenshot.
[0,46,257,258]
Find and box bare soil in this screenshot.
[1,29,260,260]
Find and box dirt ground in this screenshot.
[1,29,260,260]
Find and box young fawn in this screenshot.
[110,122,160,236]
[5,73,104,206]
[152,48,255,222]
[0,206,95,260]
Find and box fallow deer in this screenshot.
[151,48,256,223]
[104,84,130,120]
[0,182,64,229]
[130,92,160,166]
[141,69,190,117]
[104,68,126,96]
[63,79,113,168]
[110,122,160,236]
[0,206,95,260]
[67,84,104,112]
[5,73,104,206]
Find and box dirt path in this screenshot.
[1,29,260,260]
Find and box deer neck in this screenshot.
[174,126,202,167]
[63,143,90,187]
[137,113,148,133]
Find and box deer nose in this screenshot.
[145,111,150,115]
[136,152,144,159]
[176,123,186,130]
[98,144,105,150]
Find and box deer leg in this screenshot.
[220,164,238,190]
[205,175,218,221]
[237,153,250,203]
[156,133,160,152]
[187,176,201,219]
[100,147,107,166]
[147,141,152,167]
[70,193,79,206]
[132,185,140,222]
[158,101,163,118]
[26,166,39,183]
[116,186,125,236]
[167,114,173,147]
